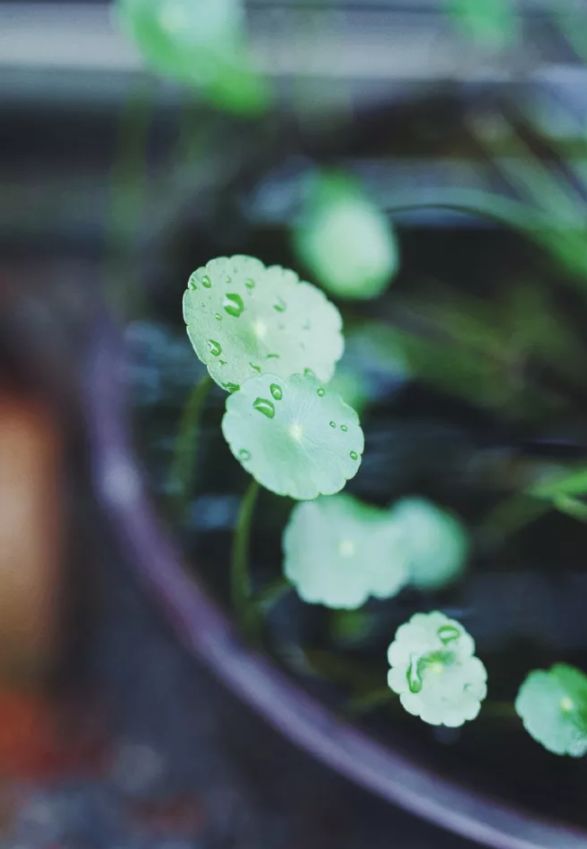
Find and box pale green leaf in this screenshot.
[392,497,469,590]
[387,611,487,727]
[221,372,364,500]
[515,665,587,757]
[284,494,408,609]
[183,255,344,391]
[293,172,399,301]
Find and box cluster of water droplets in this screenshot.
[406,623,462,694]
[251,383,284,421]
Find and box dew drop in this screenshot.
[340,424,349,432]
[207,339,222,357]
[317,388,326,397]
[214,313,222,321]
[350,451,359,461]
[245,277,255,290]
[201,274,212,289]
[223,292,245,317]
[253,397,275,419]
[266,353,280,360]
[188,275,198,290]
[250,362,262,374]
[225,275,232,285]
[438,624,461,645]
[224,382,240,393]
[407,655,423,694]
[239,449,251,462]
[329,421,336,429]
[273,297,287,313]
[304,368,315,378]
[270,383,283,401]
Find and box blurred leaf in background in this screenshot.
[116,0,270,114]
[556,0,587,62]
[292,171,399,301]
[447,0,519,49]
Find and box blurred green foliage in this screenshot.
[117,0,270,114]
[447,0,519,48]
[293,172,399,300]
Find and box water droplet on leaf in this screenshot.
[224,382,240,393]
[407,655,423,694]
[270,384,283,400]
[317,388,326,397]
[201,275,212,288]
[245,277,255,290]
[438,624,461,645]
[223,292,245,317]
[350,451,359,461]
[207,339,222,357]
[274,297,287,313]
[329,421,336,429]
[253,397,275,419]
[239,449,251,462]
[341,425,348,432]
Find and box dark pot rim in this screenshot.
[84,319,587,849]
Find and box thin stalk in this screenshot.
[384,188,548,234]
[106,81,154,318]
[480,492,550,542]
[231,479,260,634]
[168,373,213,512]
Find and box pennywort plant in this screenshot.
[387,612,488,727]
[515,665,587,757]
[181,254,364,623]
[284,495,408,609]
[183,256,344,390]
[222,374,363,501]
[180,251,587,750]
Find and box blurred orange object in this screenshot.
[0,689,107,779]
[0,396,63,685]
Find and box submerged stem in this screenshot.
[231,479,260,634]
[168,373,212,512]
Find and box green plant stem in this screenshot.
[231,479,260,634]
[480,492,550,542]
[385,189,547,235]
[480,701,517,721]
[255,577,290,613]
[106,81,154,318]
[553,495,587,523]
[168,373,213,512]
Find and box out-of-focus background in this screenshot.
[2,2,587,847]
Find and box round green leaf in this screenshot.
[387,611,487,727]
[515,665,587,757]
[392,497,469,590]
[221,373,364,500]
[117,0,269,114]
[292,172,398,301]
[284,494,408,609]
[183,256,344,391]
